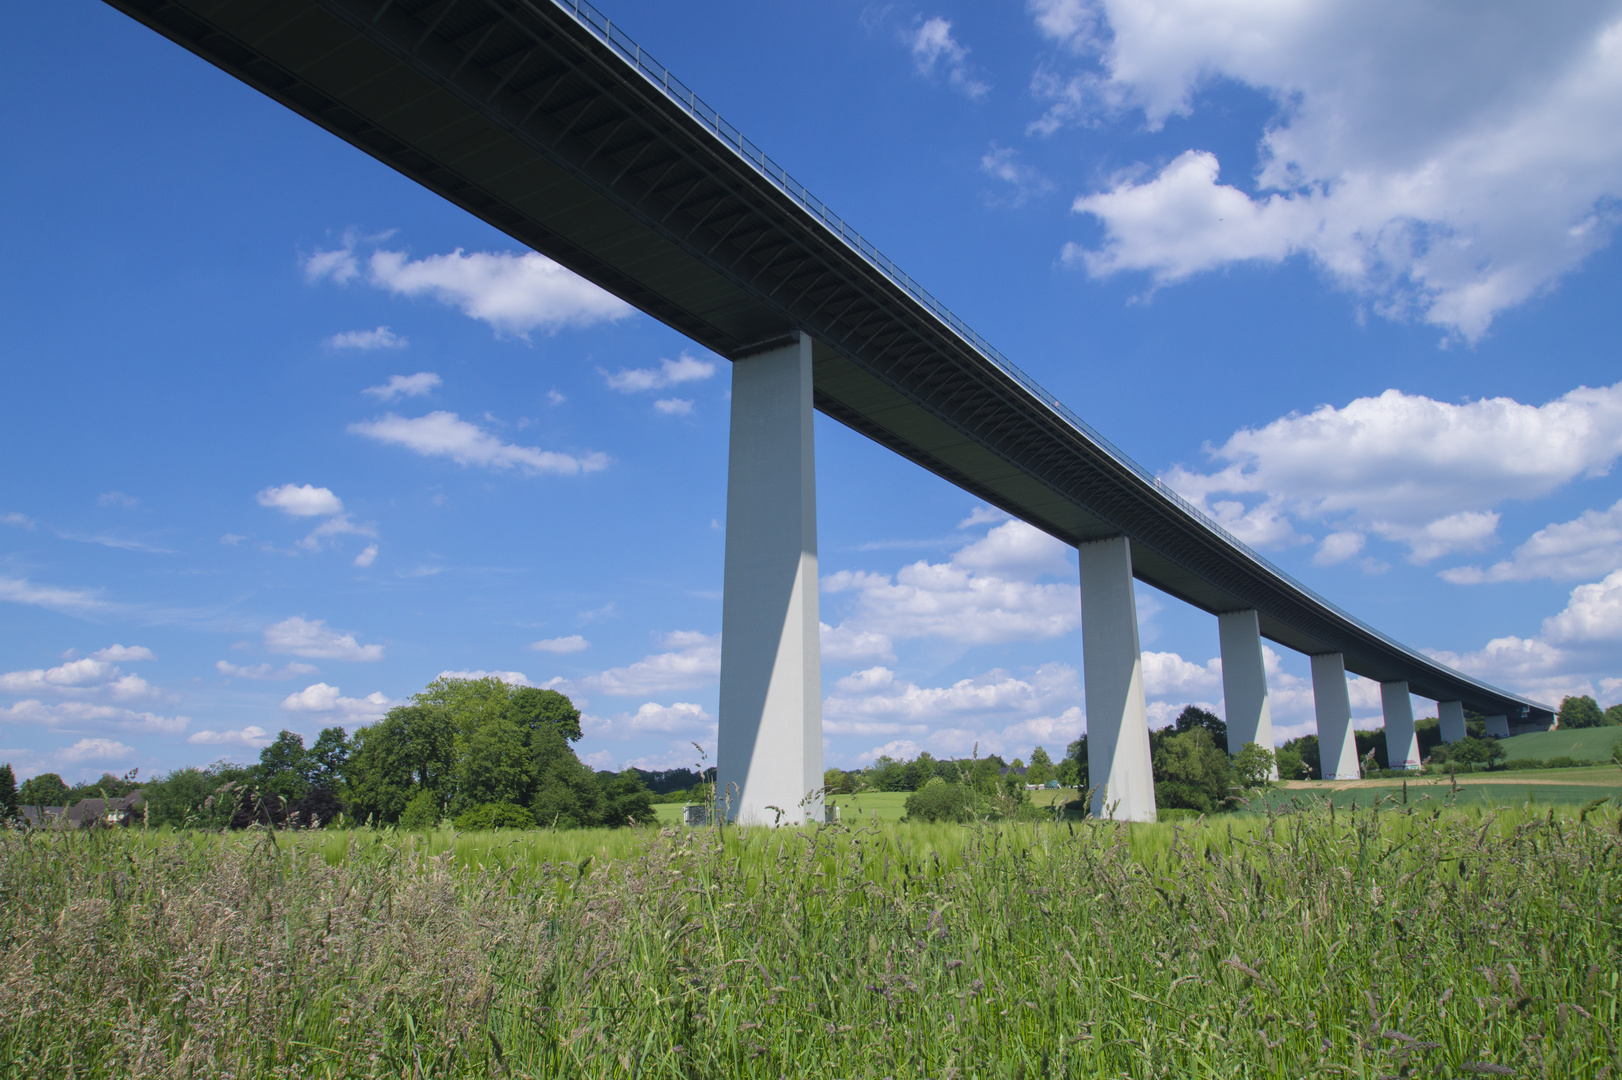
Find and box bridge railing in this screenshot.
[548,0,1537,712]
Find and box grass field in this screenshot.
[4,798,1619,1079]
[1496,728,1622,762]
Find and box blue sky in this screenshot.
[4,0,1621,782]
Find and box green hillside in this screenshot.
[1497,726,1622,762]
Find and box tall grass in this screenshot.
[3,800,1618,1078]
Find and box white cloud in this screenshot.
[294,514,377,553]
[585,701,715,741]
[1140,650,1222,697]
[350,411,608,476]
[1444,497,1622,583]
[0,654,165,705]
[0,575,109,616]
[97,491,138,508]
[1048,0,1622,340]
[257,483,343,518]
[263,617,385,662]
[4,512,37,529]
[910,16,990,99]
[1542,568,1622,644]
[0,700,188,734]
[60,738,133,763]
[601,353,716,393]
[188,726,273,748]
[582,631,721,696]
[353,543,379,568]
[824,663,1080,734]
[436,669,534,686]
[653,398,694,416]
[303,238,633,338]
[531,635,590,654]
[1313,530,1366,566]
[93,645,154,662]
[326,326,407,350]
[363,372,441,400]
[280,683,398,722]
[957,505,1009,530]
[1167,382,1622,562]
[215,660,319,681]
[981,145,1054,205]
[820,521,1079,646]
[819,623,896,664]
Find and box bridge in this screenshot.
[104,0,1555,822]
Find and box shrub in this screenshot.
[453,802,537,830]
[1544,756,1588,769]
[903,778,975,823]
[1500,759,1545,772]
[1232,742,1276,788]
[399,788,441,830]
[1152,728,1234,813]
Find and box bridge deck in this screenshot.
[103,0,1553,724]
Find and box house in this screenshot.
[65,790,146,828]
[19,806,69,828]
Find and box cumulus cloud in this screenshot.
[582,631,721,696]
[353,544,379,568]
[189,726,273,748]
[436,669,534,686]
[820,521,1079,646]
[653,398,694,416]
[1045,0,1622,340]
[586,701,715,740]
[304,235,633,338]
[326,326,406,350]
[909,16,989,99]
[824,663,1079,735]
[0,653,166,705]
[280,683,398,722]
[93,645,154,662]
[257,483,344,518]
[531,635,590,654]
[601,353,716,393]
[1542,568,1622,644]
[1444,497,1622,583]
[981,145,1054,206]
[819,623,896,664]
[350,411,608,476]
[264,617,384,662]
[215,660,319,681]
[1166,382,1622,562]
[363,372,441,400]
[60,738,133,763]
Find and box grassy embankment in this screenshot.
[4,796,1620,1079]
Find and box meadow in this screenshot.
[3,795,1619,1079]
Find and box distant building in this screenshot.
[64,790,146,828]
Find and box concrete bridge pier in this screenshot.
[1381,681,1421,770]
[715,333,824,825]
[1484,715,1510,737]
[1311,653,1361,780]
[1218,609,1277,777]
[1078,537,1156,822]
[1438,699,1467,744]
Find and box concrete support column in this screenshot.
[716,333,823,825]
[1438,700,1467,744]
[1311,653,1360,780]
[1381,680,1420,770]
[1218,609,1276,777]
[1484,715,1510,738]
[1078,536,1156,822]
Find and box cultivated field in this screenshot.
[2,799,1618,1078]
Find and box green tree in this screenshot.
[1606,704,1622,726]
[1559,694,1606,729]
[531,730,606,828]
[1281,734,1320,779]
[1232,742,1276,788]
[1054,756,1079,788]
[453,714,530,813]
[414,675,515,741]
[1064,735,1089,792]
[1026,746,1054,786]
[510,687,583,741]
[309,726,351,789]
[347,705,456,824]
[1151,728,1234,813]
[18,773,70,807]
[0,763,17,820]
[453,802,535,830]
[143,763,250,828]
[1448,736,1506,768]
[255,730,313,802]
[1171,705,1228,747]
[903,778,975,823]
[597,769,655,827]
[823,768,854,794]
[399,787,441,829]
[1274,743,1308,780]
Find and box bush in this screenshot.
[1151,728,1234,813]
[903,779,975,823]
[453,802,537,830]
[597,769,655,828]
[1232,742,1276,788]
[1499,759,1545,772]
[399,788,441,829]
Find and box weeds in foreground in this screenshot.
[1,800,1618,1078]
